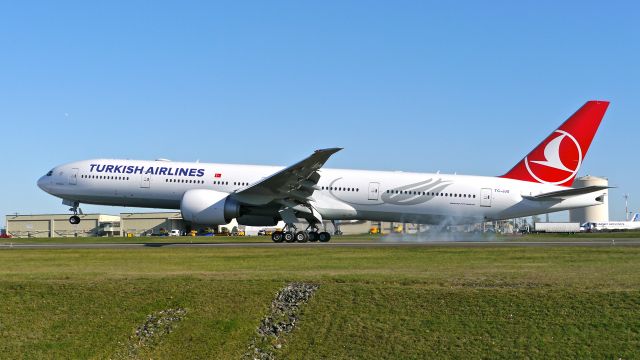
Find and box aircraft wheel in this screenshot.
[69,215,81,225]
[283,231,296,243]
[308,231,319,242]
[318,231,331,242]
[271,231,284,243]
[295,231,308,243]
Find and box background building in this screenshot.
[569,175,609,223]
[5,213,120,238]
[5,212,242,238]
[120,212,183,237]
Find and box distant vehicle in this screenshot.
[581,213,640,232]
[169,229,181,236]
[533,222,581,233]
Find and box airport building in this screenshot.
[4,213,121,238]
[5,212,431,238]
[4,212,193,238]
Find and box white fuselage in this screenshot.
[38,159,604,225]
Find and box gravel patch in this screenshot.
[114,307,187,359]
[244,282,319,360]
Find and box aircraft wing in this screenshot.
[522,185,611,201]
[231,148,342,206]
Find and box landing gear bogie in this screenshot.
[272,222,331,244]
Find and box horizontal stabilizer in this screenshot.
[523,185,611,201]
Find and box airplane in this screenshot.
[38,100,610,243]
[581,213,640,232]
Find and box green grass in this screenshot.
[1,245,639,358]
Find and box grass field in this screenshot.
[1,240,639,358]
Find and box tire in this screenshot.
[318,231,331,242]
[69,215,81,225]
[295,231,308,243]
[284,232,295,243]
[271,231,284,243]
[308,232,319,242]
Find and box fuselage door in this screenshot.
[480,188,492,207]
[368,182,380,200]
[141,174,151,188]
[69,168,79,185]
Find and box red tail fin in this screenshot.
[501,101,609,187]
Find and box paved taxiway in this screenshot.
[2,239,640,249]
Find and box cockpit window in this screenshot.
[46,170,53,176]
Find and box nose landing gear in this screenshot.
[66,201,83,224]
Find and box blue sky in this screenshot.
[1,1,638,226]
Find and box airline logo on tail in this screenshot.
[502,101,609,187]
[525,130,582,185]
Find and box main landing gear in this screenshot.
[271,224,331,243]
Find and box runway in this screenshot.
[2,239,640,249]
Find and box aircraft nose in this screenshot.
[37,175,49,192]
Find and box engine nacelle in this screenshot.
[180,189,240,225]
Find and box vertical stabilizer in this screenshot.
[501,101,609,187]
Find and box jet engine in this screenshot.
[180,189,240,224]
